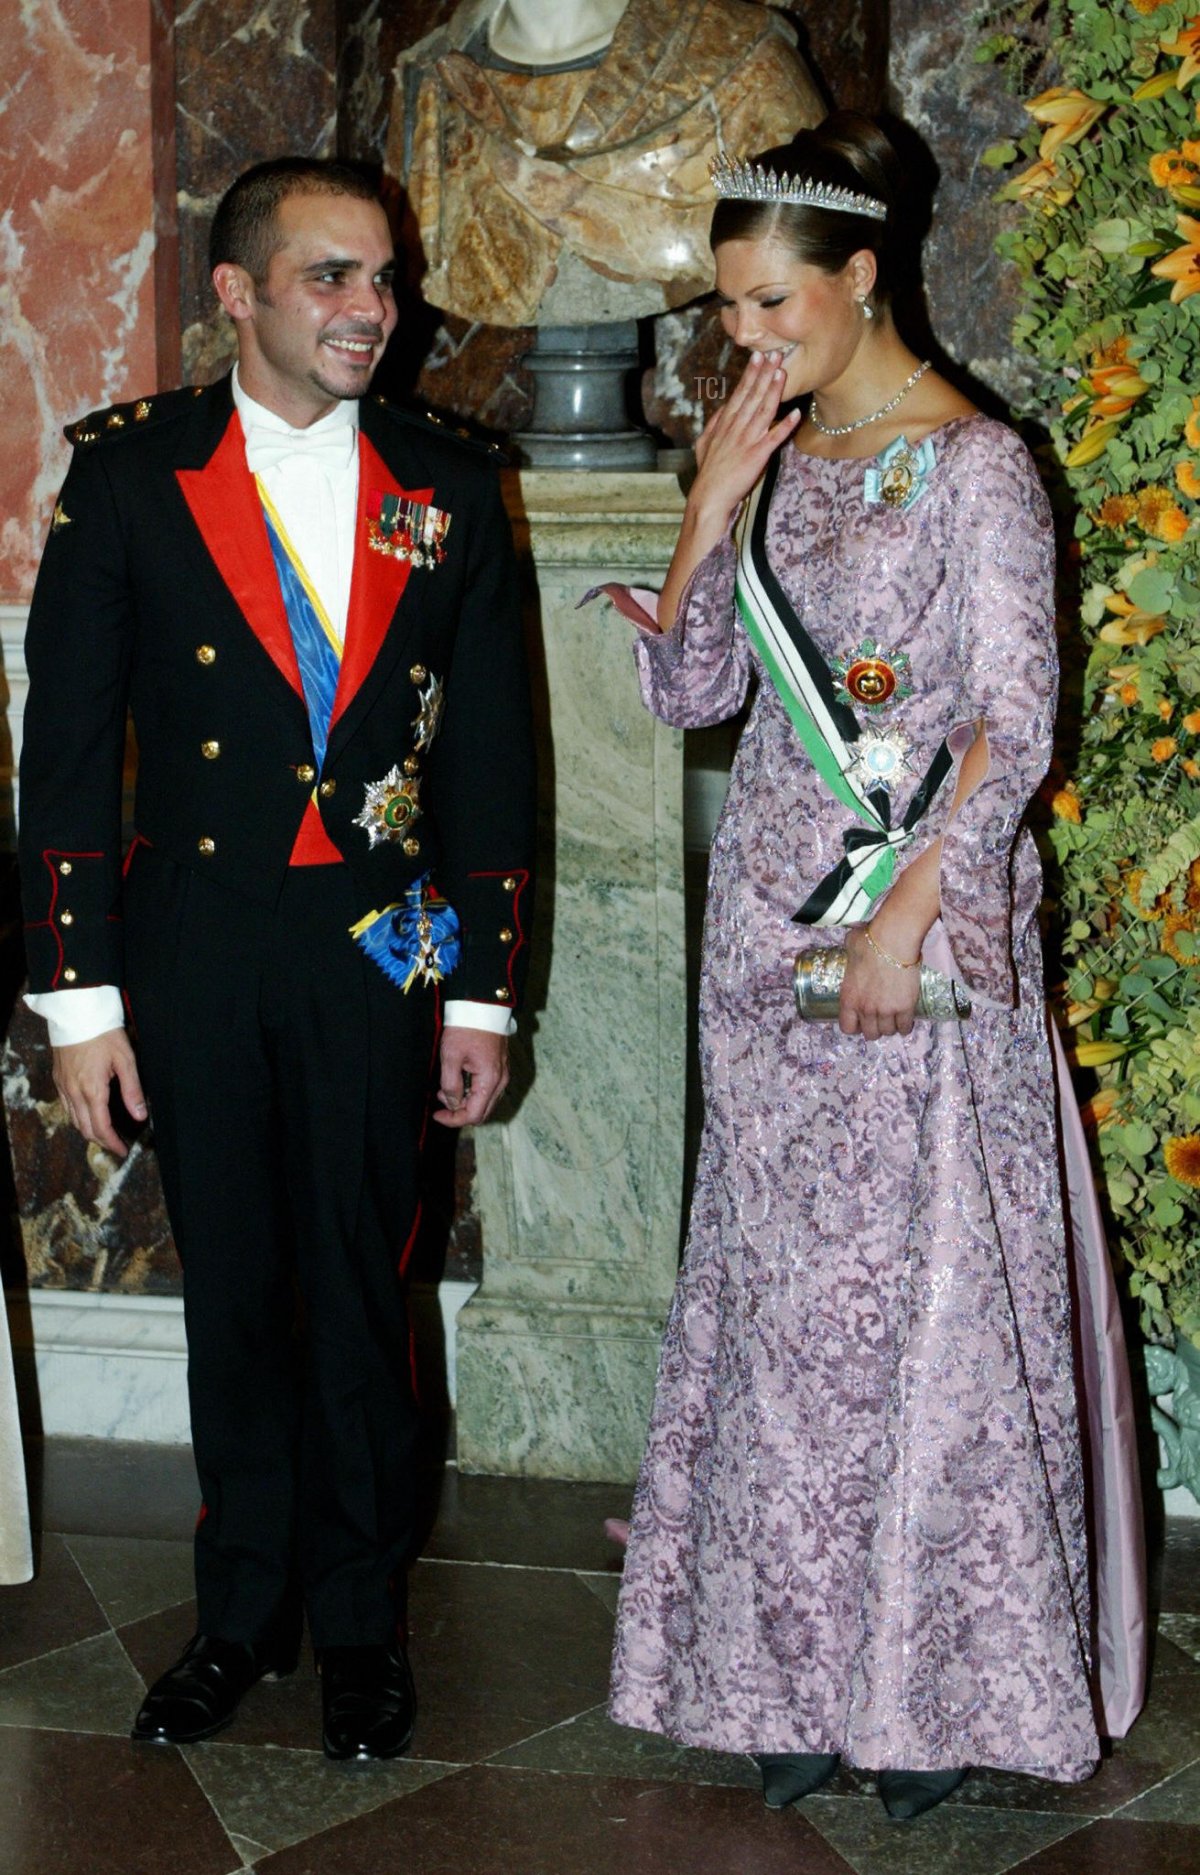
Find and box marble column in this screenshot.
[455,470,687,1481]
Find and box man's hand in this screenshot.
[433,1026,509,1129]
[51,1028,148,1158]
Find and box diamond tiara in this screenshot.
[710,157,887,222]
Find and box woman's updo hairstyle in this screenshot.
[710,112,905,309]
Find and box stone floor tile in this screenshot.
[0,1726,239,1875]
[256,1764,857,1875]
[406,1558,617,1761]
[0,1533,107,1672]
[1151,1635,1200,1679]
[1158,1612,1200,1666]
[0,1631,145,1738]
[803,1792,1084,1875]
[185,1740,460,1857]
[1117,1757,1200,1824]
[579,1571,622,1615]
[29,1436,199,1541]
[490,1703,760,1792]
[64,1534,195,1629]
[1156,1520,1200,1616]
[953,1670,1200,1818]
[1014,1815,1200,1871]
[423,1468,633,1572]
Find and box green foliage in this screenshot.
[983,0,1200,1346]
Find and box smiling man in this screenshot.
[18,159,536,1760]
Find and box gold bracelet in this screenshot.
[865,928,920,972]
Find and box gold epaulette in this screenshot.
[65,383,208,448]
[372,394,510,465]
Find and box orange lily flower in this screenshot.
[1025,87,1107,159]
[1088,361,1150,416]
[1150,213,1200,300]
[1161,17,1200,88]
[1005,157,1076,212]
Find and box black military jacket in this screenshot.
[19,375,536,1010]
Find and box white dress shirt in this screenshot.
[26,368,511,1044]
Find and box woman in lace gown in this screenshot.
[606,114,1144,1821]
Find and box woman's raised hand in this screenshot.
[654,352,801,636]
[692,352,802,529]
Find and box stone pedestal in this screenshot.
[456,470,687,1481]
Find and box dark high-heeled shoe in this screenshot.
[755,1751,841,1808]
[878,1767,968,1820]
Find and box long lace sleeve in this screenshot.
[939,428,1058,1007]
[631,533,751,729]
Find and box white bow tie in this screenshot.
[243,423,357,478]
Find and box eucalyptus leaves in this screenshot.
[982,0,1200,1347]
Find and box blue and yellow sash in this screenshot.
[257,479,341,770]
[734,449,952,927]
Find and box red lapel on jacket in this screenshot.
[175,411,303,699]
[331,432,431,729]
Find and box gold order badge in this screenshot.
[831,637,913,712]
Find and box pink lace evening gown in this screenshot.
[608,417,1145,1780]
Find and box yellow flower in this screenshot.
[1025,87,1107,159]
[1183,757,1200,778]
[1065,418,1122,467]
[1150,211,1200,300]
[1074,1038,1130,1067]
[1159,697,1175,720]
[1184,709,1200,732]
[1187,397,1200,449]
[1136,484,1191,541]
[1080,1088,1119,1129]
[1120,681,1141,703]
[1051,784,1083,821]
[1187,858,1200,908]
[1149,148,1200,192]
[1164,1133,1200,1186]
[1006,157,1076,212]
[1100,593,1167,645]
[1131,0,1174,12]
[1162,911,1198,963]
[1177,460,1200,499]
[1152,736,1179,761]
[1162,17,1200,89]
[1097,493,1137,527]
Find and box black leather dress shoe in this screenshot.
[320,1644,417,1761]
[132,1631,299,1745]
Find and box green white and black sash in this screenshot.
[733,448,953,927]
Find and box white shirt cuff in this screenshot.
[443,999,516,1037]
[25,985,126,1048]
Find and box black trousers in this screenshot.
[124,849,435,1647]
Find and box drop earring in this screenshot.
[857,295,874,321]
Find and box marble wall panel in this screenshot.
[3,1002,180,1295]
[887,2,1039,408]
[177,0,339,382]
[0,0,162,605]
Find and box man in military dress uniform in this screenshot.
[19,158,536,1760]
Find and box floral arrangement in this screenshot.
[980,0,1200,1348]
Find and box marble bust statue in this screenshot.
[387,0,823,327]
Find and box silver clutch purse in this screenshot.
[793,946,971,1022]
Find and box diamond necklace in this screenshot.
[809,359,932,438]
